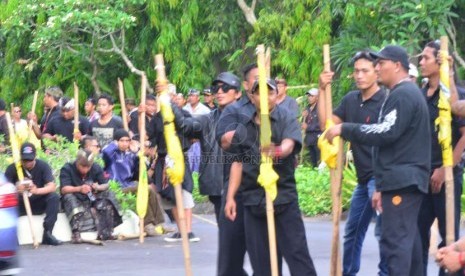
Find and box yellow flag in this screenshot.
[437,47,453,166]
[6,113,24,180]
[136,152,149,218]
[317,119,340,169]
[256,45,278,201]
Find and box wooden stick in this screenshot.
[440,36,455,246]
[324,44,342,276]
[118,78,129,131]
[6,113,39,248]
[139,74,147,243]
[155,54,192,276]
[257,44,279,276]
[265,46,271,78]
[73,82,79,140]
[28,91,39,141]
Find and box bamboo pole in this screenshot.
[440,36,455,246]
[155,54,192,276]
[28,91,39,141]
[6,113,38,248]
[73,82,79,140]
[257,44,279,276]
[324,44,343,276]
[118,78,129,131]
[139,74,147,243]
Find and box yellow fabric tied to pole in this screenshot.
[436,47,453,167]
[318,119,340,169]
[136,152,149,218]
[258,156,279,201]
[159,92,185,187]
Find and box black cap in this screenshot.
[20,142,36,160]
[369,45,410,70]
[0,99,5,111]
[212,72,241,89]
[188,88,200,95]
[251,78,277,94]
[114,129,130,141]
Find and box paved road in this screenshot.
[18,214,441,275]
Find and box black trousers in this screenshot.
[217,193,249,276]
[209,195,222,223]
[306,144,320,168]
[19,193,60,231]
[243,201,316,276]
[418,167,463,276]
[381,188,424,276]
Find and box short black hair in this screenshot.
[146,94,156,102]
[86,98,97,105]
[80,135,98,149]
[242,63,258,80]
[98,94,114,105]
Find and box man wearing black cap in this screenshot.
[224,78,317,275]
[202,88,217,110]
[0,98,9,150]
[325,45,431,275]
[5,142,62,245]
[302,88,321,167]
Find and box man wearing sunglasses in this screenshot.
[319,50,388,276]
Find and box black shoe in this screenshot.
[42,231,62,246]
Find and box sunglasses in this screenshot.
[211,84,236,94]
[14,110,21,113]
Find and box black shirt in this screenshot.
[303,104,321,146]
[5,159,54,201]
[0,113,9,144]
[234,104,302,206]
[342,81,431,193]
[59,162,107,201]
[88,116,123,148]
[333,89,386,185]
[40,106,61,133]
[422,85,465,170]
[44,115,89,142]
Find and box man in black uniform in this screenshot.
[31,86,62,139]
[42,97,89,142]
[5,142,62,245]
[302,88,321,167]
[325,45,431,275]
[224,78,316,276]
[417,40,465,276]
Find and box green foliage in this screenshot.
[296,163,357,216]
[108,179,137,212]
[191,172,208,204]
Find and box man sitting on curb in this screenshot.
[5,142,62,246]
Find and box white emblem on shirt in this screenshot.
[360,109,397,134]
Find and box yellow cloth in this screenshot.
[257,157,279,201]
[436,89,453,166]
[317,120,340,169]
[136,152,149,218]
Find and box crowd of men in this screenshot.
[1,41,465,275]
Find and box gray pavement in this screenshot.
[18,214,440,275]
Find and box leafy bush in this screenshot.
[191,172,208,204]
[296,164,357,216]
[108,179,136,213]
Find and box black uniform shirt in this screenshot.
[5,159,54,188]
[44,115,89,142]
[40,106,61,133]
[236,104,302,206]
[59,162,107,201]
[333,89,386,185]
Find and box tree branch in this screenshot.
[237,0,257,25]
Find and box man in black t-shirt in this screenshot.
[5,142,61,246]
[43,97,89,142]
[88,94,123,149]
[319,51,388,275]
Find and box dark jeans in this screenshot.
[208,195,222,223]
[217,193,249,276]
[343,178,387,276]
[418,167,463,276]
[306,144,320,168]
[381,188,424,276]
[19,193,59,231]
[243,201,316,276]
